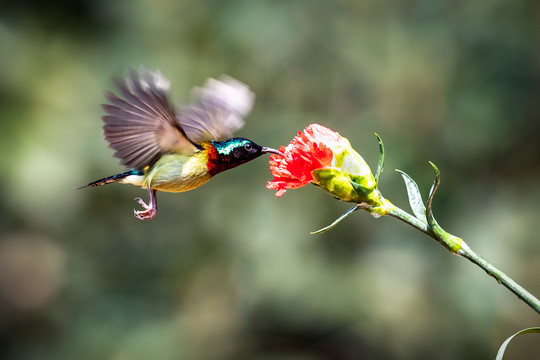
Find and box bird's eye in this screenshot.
[244,143,253,152]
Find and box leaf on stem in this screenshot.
[426,161,441,229]
[374,133,385,185]
[396,169,426,220]
[424,162,463,252]
[311,205,359,234]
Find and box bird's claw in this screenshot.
[134,197,146,207]
[134,209,156,220]
[133,197,156,220]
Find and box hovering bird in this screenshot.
[82,68,282,220]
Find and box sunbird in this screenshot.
[82,68,282,220]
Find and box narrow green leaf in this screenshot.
[426,161,440,227]
[396,169,426,220]
[374,133,385,184]
[496,327,540,360]
[311,205,359,234]
[423,162,462,252]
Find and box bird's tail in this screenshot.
[78,169,144,189]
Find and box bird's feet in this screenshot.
[134,197,157,220]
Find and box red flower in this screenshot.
[267,124,342,197]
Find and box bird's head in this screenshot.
[206,137,283,175]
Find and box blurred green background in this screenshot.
[1,0,540,359]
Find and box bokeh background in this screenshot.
[1,1,540,359]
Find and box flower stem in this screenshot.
[385,200,540,315]
[385,201,431,236]
[458,246,540,315]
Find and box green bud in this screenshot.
[311,167,383,208]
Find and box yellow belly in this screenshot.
[144,153,212,193]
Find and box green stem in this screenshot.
[458,246,540,315]
[385,201,431,236]
[384,201,540,315]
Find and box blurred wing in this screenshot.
[177,75,255,142]
[102,68,197,170]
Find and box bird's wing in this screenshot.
[102,68,198,170]
[177,75,255,142]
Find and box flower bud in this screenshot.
[267,124,384,208]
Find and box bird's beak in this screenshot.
[262,147,284,157]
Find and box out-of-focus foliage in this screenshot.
[1,0,540,359]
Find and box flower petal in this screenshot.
[267,124,336,196]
